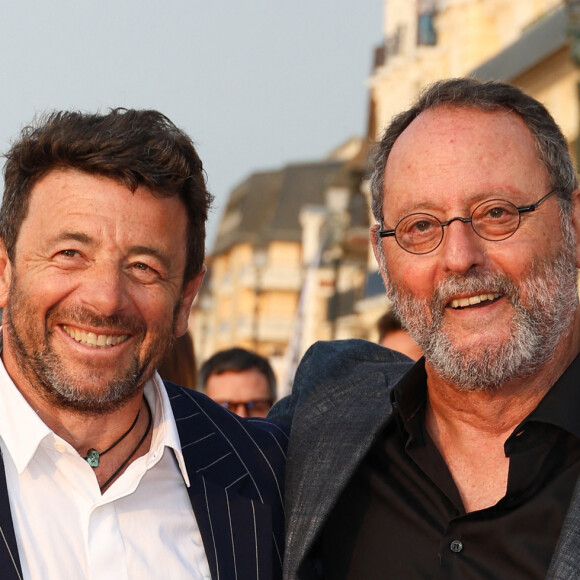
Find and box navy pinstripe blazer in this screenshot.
[0,382,288,580]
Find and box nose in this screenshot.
[440,219,485,274]
[78,260,129,317]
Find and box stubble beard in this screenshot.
[4,279,176,415]
[378,228,578,391]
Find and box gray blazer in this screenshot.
[270,339,580,580]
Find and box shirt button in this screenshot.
[54,441,67,453]
[450,540,463,553]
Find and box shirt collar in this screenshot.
[0,353,52,473]
[391,359,427,420]
[517,352,580,440]
[0,349,190,486]
[390,358,428,444]
[392,353,580,442]
[147,373,191,487]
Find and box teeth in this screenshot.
[450,293,501,309]
[62,325,128,348]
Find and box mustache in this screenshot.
[434,271,518,307]
[46,306,145,335]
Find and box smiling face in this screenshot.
[0,169,203,413]
[372,106,580,390]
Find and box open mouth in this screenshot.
[449,293,501,309]
[62,325,129,348]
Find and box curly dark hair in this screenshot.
[2,108,213,281]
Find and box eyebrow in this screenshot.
[51,231,93,245]
[387,190,520,219]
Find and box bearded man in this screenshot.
[270,78,580,579]
[0,109,287,579]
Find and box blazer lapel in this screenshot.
[171,387,275,580]
[547,473,580,579]
[0,452,22,580]
[284,369,395,578]
[186,472,274,580]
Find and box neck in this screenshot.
[47,398,147,460]
[425,312,580,437]
[422,313,580,512]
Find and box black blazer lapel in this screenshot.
[0,452,22,580]
[284,369,395,579]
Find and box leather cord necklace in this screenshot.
[99,399,152,493]
[84,404,142,468]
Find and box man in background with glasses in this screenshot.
[271,78,580,579]
[200,347,276,418]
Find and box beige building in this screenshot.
[370,0,566,140]
[193,140,370,392]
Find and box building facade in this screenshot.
[193,140,370,391]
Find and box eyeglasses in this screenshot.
[378,190,557,255]
[217,398,273,417]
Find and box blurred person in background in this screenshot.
[200,347,276,417]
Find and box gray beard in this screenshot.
[381,242,578,391]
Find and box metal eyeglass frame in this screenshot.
[377,189,558,255]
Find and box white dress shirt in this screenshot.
[0,357,211,580]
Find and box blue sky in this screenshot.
[0,0,383,248]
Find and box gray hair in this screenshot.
[369,78,577,225]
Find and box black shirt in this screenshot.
[321,355,580,579]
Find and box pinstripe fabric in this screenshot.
[0,382,287,580]
[168,382,288,580]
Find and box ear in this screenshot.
[370,224,381,265]
[369,224,393,300]
[174,266,206,338]
[0,240,12,309]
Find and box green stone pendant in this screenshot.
[85,448,100,468]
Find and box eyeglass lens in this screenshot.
[396,199,521,254]
[220,399,272,416]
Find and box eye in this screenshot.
[475,201,518,225]
[399,215,438,237]
[414,220,434,233]
[133,262,150,271]
[59,249,80,257]
[486,206,506,219]
[129,261,163,283]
